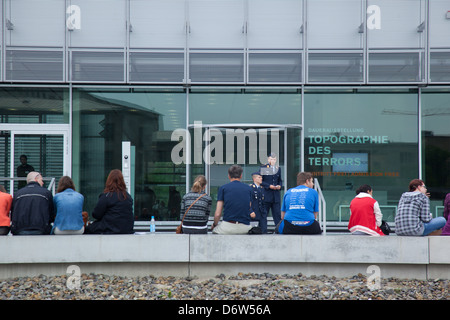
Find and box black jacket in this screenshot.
[85,191,134,234]
[11,182,55,235]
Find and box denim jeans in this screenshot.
[422,217,446,236]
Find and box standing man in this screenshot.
[211,165,255,234]
[10,172,55,235]
[250,171,268,233]
[260,153,282,229]
[16,155,35,189]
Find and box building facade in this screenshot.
[0,0,449,227]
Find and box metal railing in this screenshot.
[0,177,56,196]
[314,178,327,235]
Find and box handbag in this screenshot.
[380,220,391,235]
[176,193,207,234]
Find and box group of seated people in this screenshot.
[180,165,450,236]
[0,169,133,236]
[0,166,449,236]
[349,180,448,237]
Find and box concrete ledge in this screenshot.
[0,234,448,280]
[428,236,450,264]
[0,234,190,263]
[189,235,429,264]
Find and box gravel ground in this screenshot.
[0,273,448,300]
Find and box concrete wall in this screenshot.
[0,234,448,280]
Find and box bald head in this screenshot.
[27,172,43,186]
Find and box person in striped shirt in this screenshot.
[180,175,212,234]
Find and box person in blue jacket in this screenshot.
[52,176,85,235]
[276,172,322,235]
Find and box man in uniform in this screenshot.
[250,171,268,233]
[260,153,282,229]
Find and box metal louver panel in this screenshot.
[14,135,64,188]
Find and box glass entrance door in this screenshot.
[0,128,70,195]
[187,124,302,216]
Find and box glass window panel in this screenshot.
[72,89,186,221]
[307,0,363,49]
[430,52,450,83]
[129,52,184,83]
[129,0,186,48]
[6,0,64,47]
[0,87,69,124]
[308,52,363,83]
[5,50,63,81]
[188,0,244,49]
[71,51,124,82]
[14,134,64,192]
[248,0,303,49]
[367,0,425,49]
[69,0,126,48]
[189,89,301,125]
[421,90,450,217]
[199,127,286,215]
[248,52,302,83]
[368,52,422,82]
[429,0,450,48]
[189,52,244,83]
[304,89,419,223]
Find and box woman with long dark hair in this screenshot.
[85,169,134,234]
[52,176,85,235]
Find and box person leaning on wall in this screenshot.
[395,179,446,236]
[51,176,85,235]
[84,169,134,234]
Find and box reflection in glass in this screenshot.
[0,87,69,124]
[189,89,301,125]
[421,90,450,217]
[188,126,291,217]
[73,89,186,221]
[304,89,419,223]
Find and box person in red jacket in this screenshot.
[348,184,385,236]
[0,185,12,235]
